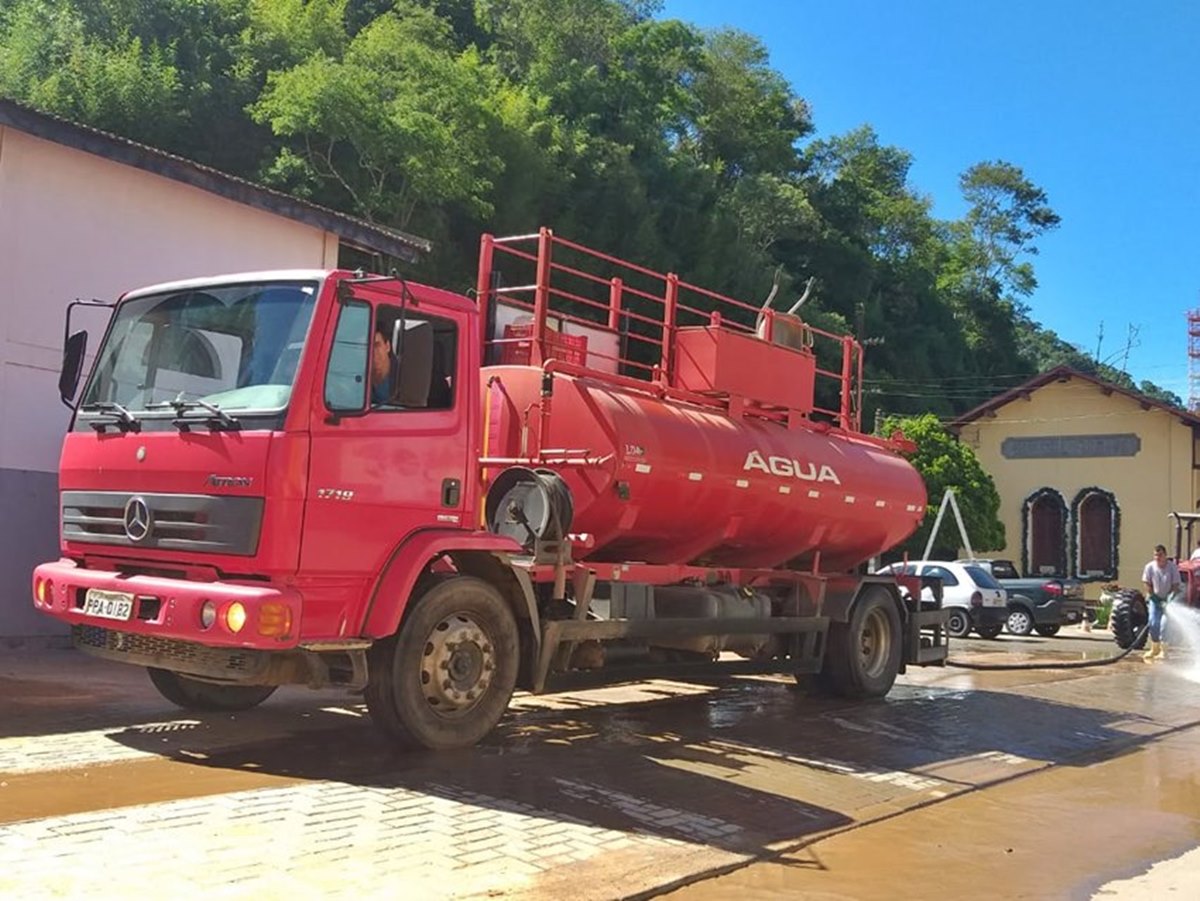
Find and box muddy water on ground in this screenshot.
[666,724,1200,901]
[0,758,307,823]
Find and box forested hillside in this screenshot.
[0,0,1179,416]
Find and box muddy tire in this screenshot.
[1110,592,1148,650]
[946,608,971,639]
[365,576,519,751]
[821,588,902,699]
[147,668,277,712]
[975,623,1003,640]
[1034,624,1061,637]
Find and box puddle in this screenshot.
[664,726,1200,900]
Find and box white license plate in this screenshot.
[83,589,134,621]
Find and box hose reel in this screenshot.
[484,467,574,551]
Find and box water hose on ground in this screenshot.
[945,624,1152,671]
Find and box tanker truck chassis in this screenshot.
[35,227,948,751]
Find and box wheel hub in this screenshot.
[858,608,891,677]
[421,614,495,717]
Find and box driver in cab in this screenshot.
[371,323,397,405]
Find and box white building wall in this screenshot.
[0,126,340,640]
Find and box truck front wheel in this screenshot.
[821,588,902,699]
[365,576,519,751]
[147,668,277,712]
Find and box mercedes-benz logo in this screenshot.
[123,496,153,542]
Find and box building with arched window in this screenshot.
[952,366,1200,595]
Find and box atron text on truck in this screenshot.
[33,228,947,749]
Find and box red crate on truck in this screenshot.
[500,323,588,366]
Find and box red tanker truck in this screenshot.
[32,228,946,749]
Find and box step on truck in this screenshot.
[32,228,948,750]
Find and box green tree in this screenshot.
[251,4,505,232]
[883,413,1004,559]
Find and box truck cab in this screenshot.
[35,270,494,673]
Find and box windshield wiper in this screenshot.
[148,397,241,431]
[79,401,141,432]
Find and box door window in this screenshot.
[324,301,371,411]
[323,301,457,413]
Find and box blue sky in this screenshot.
[661,0,1200,401]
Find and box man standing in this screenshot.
[1141,545,1180,661]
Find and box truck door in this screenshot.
[301,286,470,630]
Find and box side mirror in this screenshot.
[59,330,88,408]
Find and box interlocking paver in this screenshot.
[4,642,1200,899]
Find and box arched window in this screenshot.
[1072,488,1118,581]
[1023,488,1068,577]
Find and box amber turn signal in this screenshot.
[257,602,292,638]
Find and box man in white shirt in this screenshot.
[1189,539,1200,561]
[1141,545,1180,661]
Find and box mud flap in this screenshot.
[905,607,949,666]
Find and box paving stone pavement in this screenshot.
[0,780,727,900]
[2,639,1199,899]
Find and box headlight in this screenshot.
[200,600,217,629]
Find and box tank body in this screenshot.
[482,367,926,571]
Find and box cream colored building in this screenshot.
[0,99,428,641]
[952,366,1200,593]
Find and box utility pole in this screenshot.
[1094,321,1103,364]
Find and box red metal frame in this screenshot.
[477,228,867,433]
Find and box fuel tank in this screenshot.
[482,367,926,570]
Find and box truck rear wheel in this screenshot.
[365,576,519,751]
[147,668,277,712]
[821,588,902,699]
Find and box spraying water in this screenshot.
[1164,601,1200,683]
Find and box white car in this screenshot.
[877,560,1008,639]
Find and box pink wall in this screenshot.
[0,126,339,473]
[0,125,340,639]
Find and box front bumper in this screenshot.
[32,558,302,649]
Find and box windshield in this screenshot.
[964,565,1003,589]
[80,280,319,413]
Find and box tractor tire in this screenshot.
[1034,624,1061,638]
[975,623,1004,640]
[1110,591,1148,650]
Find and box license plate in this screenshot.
[83,589,135,621]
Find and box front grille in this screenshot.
[62,491,263,556]
[72,625,270,679]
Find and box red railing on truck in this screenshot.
[475,228,867,433]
